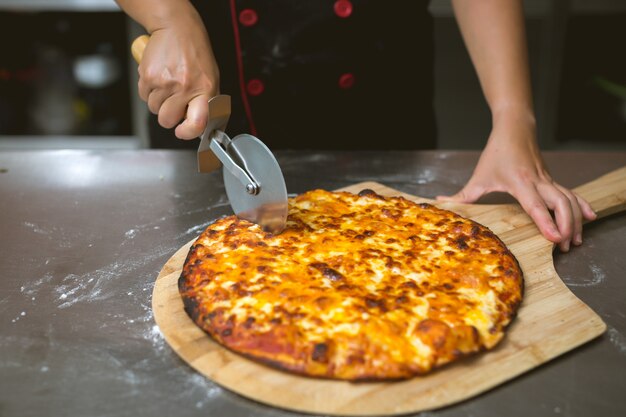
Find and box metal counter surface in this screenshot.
[1,150,624,417]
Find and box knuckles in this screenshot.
[140,64,215,96]
[158,113,180,129]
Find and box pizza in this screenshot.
[178,189,523,380]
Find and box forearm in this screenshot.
[115,0,201,33]
[452,0,534,123]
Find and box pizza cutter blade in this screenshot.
[220,134,288,234]
[198,97,288,235]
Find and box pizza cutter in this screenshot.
[198,95,288,234]
[131,35,288,234]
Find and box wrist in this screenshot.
[128,0,201,34]
[491,102,536,128]
[487,102,540,151]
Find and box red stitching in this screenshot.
[229,0,257,135]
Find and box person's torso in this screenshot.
[187,0,436,150]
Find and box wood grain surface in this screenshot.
[152,166,625,416]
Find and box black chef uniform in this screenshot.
[150,0,436,150]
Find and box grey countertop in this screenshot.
[1,150,625,417]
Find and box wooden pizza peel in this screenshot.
[152,166,626,416]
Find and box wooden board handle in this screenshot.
[131,34,150,64]
[573,166,626,221]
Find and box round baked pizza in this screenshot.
[178,189,523,380]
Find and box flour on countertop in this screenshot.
[10,204,238,407]
[147,324,166,353]
[20,273,54,297]
[607,326,626,356]
[563,261,606,287]
[51,240,177,309]
[55,266,119,309]
[11,311,26,323]
[23,221,48,235]
[189,373,222,409]
[119,197,230,246]
[23,222,73,248]
[416,168,435,185]
[178,219,216,239]
[120,308,224,404]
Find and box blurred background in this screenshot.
[0,0,624,150]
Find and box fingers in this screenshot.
[554,185,583,246]
[538,185,575,252]
[175,94,209,139]
[157,95,188,129]
[142,84,210,138]
[137,66,150,102]
[435,168,595,253]
[137,62,213,139]
[147,88,172,115]
[518,182,580,252]
[575,193,597,221]
[144,89,209,139]
[512,184,563,244]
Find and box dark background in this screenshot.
[0,0,624,150]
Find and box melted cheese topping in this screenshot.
[179,189,523,380]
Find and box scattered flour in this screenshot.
[416,168,435,185]
[147,325,166,353]
[563,261,606,287]
[188,373,222,409]
[607,326,626,356]
[23,222,73,248]
[20,273,54,297]
[178,220,216,239]
[51,241,175,309]
[13,204,239,409]
[10,312,26,323]
[23,222,48,235]
[125,229,138,239]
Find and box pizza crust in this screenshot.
[179,189,523,380]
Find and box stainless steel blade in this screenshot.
[222,134,288,234]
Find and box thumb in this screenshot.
[436,183,486,204]
[175,94,210,140]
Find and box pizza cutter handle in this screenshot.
[573,165,626,222]
[131,34,149,64]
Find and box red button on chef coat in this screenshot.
[246,79,265,96]
[334,0,353,18]
[338,73,355,89]
[239,8,258,27]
